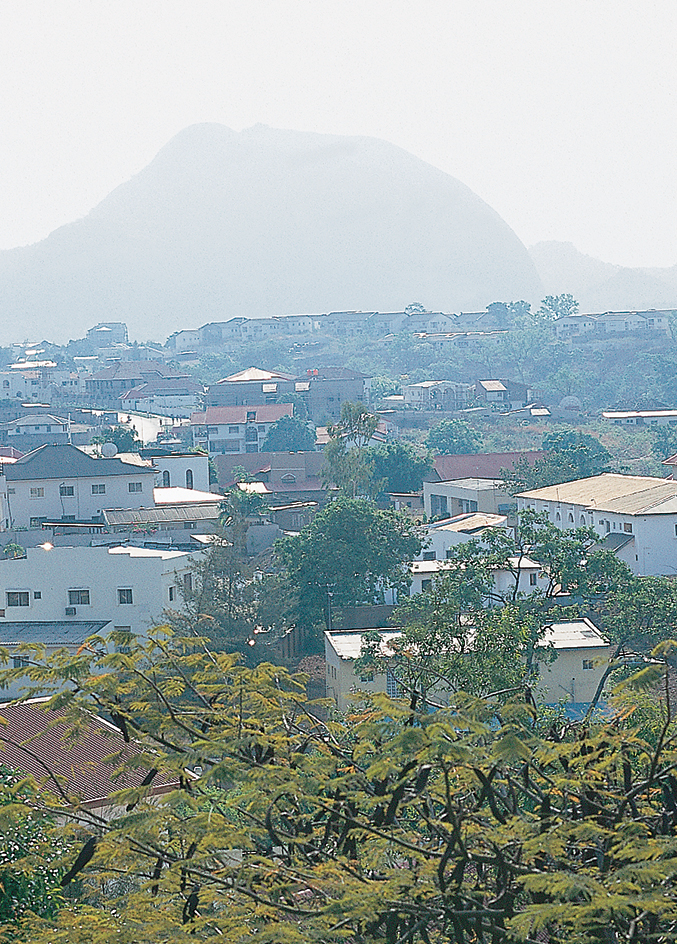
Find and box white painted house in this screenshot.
[0,544,201,637]
[0,444,157,531]
[423,479,511,519]
[408,557,543,600]
[518,473,677,576]
[324,618,611,712]
[420,512,510,561]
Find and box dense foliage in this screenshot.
[425,418,483,456]
[262,414,316,452]
[3,630,677,942]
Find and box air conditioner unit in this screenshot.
[65,606,76,616]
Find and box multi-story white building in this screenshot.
[0,443,157,531]
[190,404,293,454]
[423,478,510,519]
[403,380,473,411]
[518,473,677,576]
[0,544,201,637]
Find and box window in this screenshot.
[185,469,193,489]
[529,572,537,586]
[162,470,170,487]
[59,484,74,497]
[29,487,44,498]
[386,671,401,698]
[421,579,432,592]
[33,591,41,600]
[91,484,106,495]
[29,517,46,529]
[623,522,633,533]
[12,655,29,669]
[184,574,193,593]
[68,589,90,606]
[582,659,595,670]
[6,591,29,607]
[128,482,143,493]
[168,586,175,602]
[114,627,132,654]
[359,670,374,683]
[228,426,239,434]
[117,588,133,605]
[422,551,436,561]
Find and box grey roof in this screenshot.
[4,444,157,481]
[594,532,635,552]
[0,621,110,646]
[104,503,221,526]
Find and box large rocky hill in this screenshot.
[0,123,543,344]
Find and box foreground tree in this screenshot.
[262,414,316,452]
[365,440,432,493]
[322,401,379,497]
[3,631,677,942]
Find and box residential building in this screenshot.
[602,410,677,427]
[518,473,677,576]
[408,557,542,599]
[0,544,200,637]
[86,322,129,346]
[85,361,192,404]
[0,443,157,531]
[403,380,474,411]
[324,618,611,712]
[423,478,511,519]
[140,450,211,491]
[206,368,297,407]
[190,404,294,455]
[420,512,510,560]
[118,377,204,417]
[475,379,532,411]
[0,413,94,450]
[554,310,673,341]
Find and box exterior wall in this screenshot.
[193,419,283,454]
[423,481,507,519]
[534,645,612,704]
[408,563,541,600]
[517,495,677,577]
[150,454,210,491]
[324,638,388,712]
[403,381,473,411]
[3,468,156,530]
[207,379,296,408]
[0,545,201,636]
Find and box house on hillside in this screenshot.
[475,379,531,411]
[403,380,474,411]
[190,404,294,454]
[518,473,677,576]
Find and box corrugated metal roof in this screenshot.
[519,473,677,515]
[0,620,110,646]
[104,504,221,526]
[5,444,156,482]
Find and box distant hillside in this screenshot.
[0,123,542,344]
[531,240,677,311]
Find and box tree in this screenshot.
[652,424,677,460]
[538,293,579,321]
[404,301,427,313]
[425,417,482,455]
[4,631,677,942]
[365,441,432,493]
[91,425,140,453]
[322,402,379,497]
[262,414,315,452]
[502,428,612,491]
[275,497,421,634]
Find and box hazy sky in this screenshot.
[2,0,677,267]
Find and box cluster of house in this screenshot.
[168,307,674,355]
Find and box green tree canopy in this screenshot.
[538,293,579,320]
[262,414,316,452]
[4,631,677,943]
[275,496,421,633]
[91,424,140,452]
[425,417,482,455]
[322,401,379,497]
[365,440,432,493]
[502,428,612,491]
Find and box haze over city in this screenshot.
[2,0,677,268]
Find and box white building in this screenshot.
[0,544,201,637]
[420,512,510,561]
[602,410,677,428]
[518,473,677,576]
[423,478,510,519]
[403,380,473,412]
[0,443,157,531]
[144,452,211,491]
[324,618,611,712]
[408,557,543,600]
[190,404,294,454]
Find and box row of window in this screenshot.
[7,588,134,607]
[30,482,145,499]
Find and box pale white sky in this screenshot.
[1,0,677,267]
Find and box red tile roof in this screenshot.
[433,451,546,482]
[0,698,177,809]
